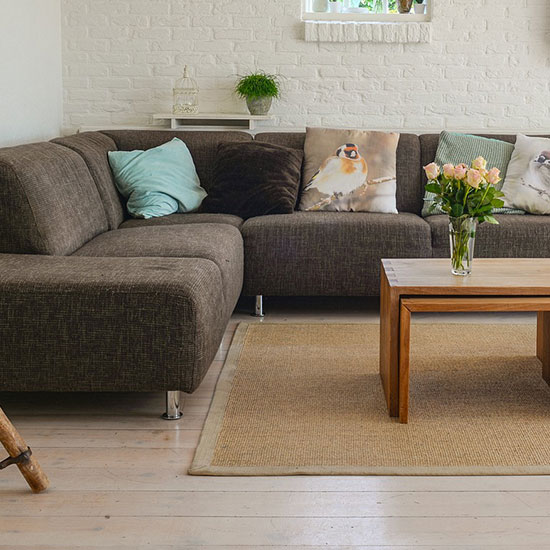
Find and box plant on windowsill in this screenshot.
[358,0,384,12]
[414,0,426,14]
[397,0,413,13]
[424,158,505,276]
[235,72,280,116]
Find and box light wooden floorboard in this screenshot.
[2,516,550,547]
[0,297,546,548]
[2,490,550,518]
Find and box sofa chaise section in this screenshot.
[0,136,245,418]
[0,254,229,394]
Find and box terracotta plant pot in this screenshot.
[397,0,413,13]
[246,97,272,116]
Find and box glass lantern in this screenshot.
[173,65,199,115]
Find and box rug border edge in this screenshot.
[189,465,550,476]
[189,322,250,475]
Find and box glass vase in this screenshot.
[449,216,477,276]
[312,0,329,11]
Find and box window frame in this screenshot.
[302,0,432,22]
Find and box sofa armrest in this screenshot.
[0,254,227,393]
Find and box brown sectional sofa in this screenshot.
[1,129,548,416]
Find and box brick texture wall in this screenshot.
[62,0,550,132]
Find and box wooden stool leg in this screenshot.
[399,304,411,424]
[538,312,550,385]
[0,407,49,493]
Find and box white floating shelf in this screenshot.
[153,113,274,132]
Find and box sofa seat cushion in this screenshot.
[242,212,431,296]
[73,225,243,309]
[428,214,550,257]
[0,254,232,393]
[118,212,243,230]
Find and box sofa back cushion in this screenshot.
[256,132,423,214]
[419,134,525,210]
[201,141,303,219]
[419,133,519,170]
[101,130,253,193]
[52,132,124,230]
[0,142,108,255]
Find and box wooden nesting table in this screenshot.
[380,259,550,423]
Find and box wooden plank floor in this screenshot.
[0,296,547,549]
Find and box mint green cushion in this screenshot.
[108,138,207,219]
[422,131,523,217]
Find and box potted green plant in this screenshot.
[413,0,426,14]
[235,72,280,116]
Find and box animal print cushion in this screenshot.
[501,134,550,215]
[299,127,400,213]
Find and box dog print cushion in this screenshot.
[299,127,400,213]
[501,134,550,215]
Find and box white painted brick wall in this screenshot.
[62,0,550,132]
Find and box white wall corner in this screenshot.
[304,21,432,43]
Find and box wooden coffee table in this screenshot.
[380,258,550,423]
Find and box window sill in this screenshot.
[303,12,430,22]
[304,19,432,43]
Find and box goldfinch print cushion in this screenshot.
[299,127,400,213]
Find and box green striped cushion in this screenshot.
[422,131,524,217]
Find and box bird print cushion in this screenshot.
[501,134,550,215]
[299,127,400,213]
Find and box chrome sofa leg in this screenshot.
[254,295,265,317]
[162,391,182,420]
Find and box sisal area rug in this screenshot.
[189,323,550,476]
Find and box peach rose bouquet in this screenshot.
[423,156,504,222]
[423,157,505,275]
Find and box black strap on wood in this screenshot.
[0,447,32,470]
